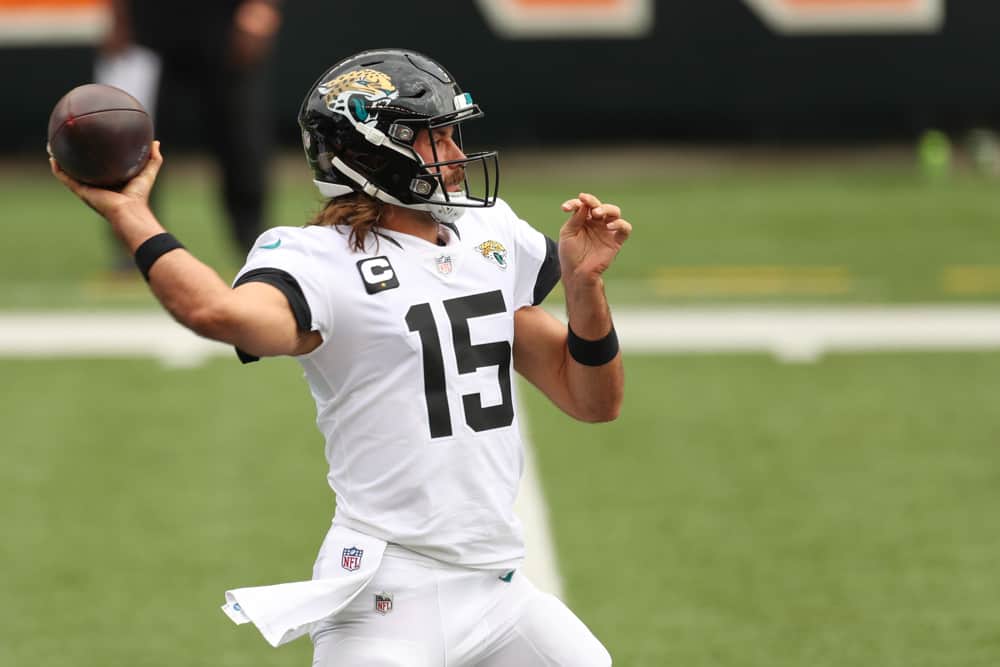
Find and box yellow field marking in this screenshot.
[652,265,852,296]
[941,266,1000,295]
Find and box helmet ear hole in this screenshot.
[388,123,415,144]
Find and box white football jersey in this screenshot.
[234,198,559,570]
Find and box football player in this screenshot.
[51,49,630,666]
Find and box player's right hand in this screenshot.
[50,140,163,220]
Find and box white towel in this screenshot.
[221,525,387,647]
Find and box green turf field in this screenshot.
[2,150,1000,666]
[2,354,1000,666]
[525,352,1000,667]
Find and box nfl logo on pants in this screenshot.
[341,546,363,571]
[375,592,393,615]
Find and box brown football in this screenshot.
[47,83,153,188]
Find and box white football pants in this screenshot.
[310,546,611,666]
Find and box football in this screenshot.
[47,83,154,188]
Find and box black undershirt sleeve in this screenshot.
[232,268,313,364]
[532,236,561,306]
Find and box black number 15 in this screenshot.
[405,290,513,439]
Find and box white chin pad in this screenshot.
[428,204,466,224]
[312,177,468,224]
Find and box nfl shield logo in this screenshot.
[436,255,453,275]
[341,546,363,571]
[374,592,393,615]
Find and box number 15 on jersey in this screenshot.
[405,290,514,439]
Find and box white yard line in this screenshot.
[602,306,1000,361]
[6,305,1000,598]
[6,306,1000,363]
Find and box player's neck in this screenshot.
[381,205,446,245]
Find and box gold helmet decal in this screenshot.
[319,69,396,108]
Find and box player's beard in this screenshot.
[444,167,465,192]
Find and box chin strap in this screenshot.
[318,158,467,224]
[429,205,465,224]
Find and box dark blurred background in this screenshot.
[5,0,999,153]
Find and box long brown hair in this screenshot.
[306,192,384,252]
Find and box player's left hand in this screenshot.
[558,192,632,285]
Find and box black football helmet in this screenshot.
[298,49,499,223]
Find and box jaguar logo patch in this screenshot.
[475,240,508,270]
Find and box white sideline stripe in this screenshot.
[599,306,1000,361]
[6,307,1000,364]
[0,312,228,368]
[5,305,1000,598]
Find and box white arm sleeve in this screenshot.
[504,202,561,310]
[234,227,334,340]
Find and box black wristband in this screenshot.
[134,233,184,282]
[567,324,620,366]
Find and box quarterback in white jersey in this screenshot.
[235,198,556,570]
[52,48,631,666]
